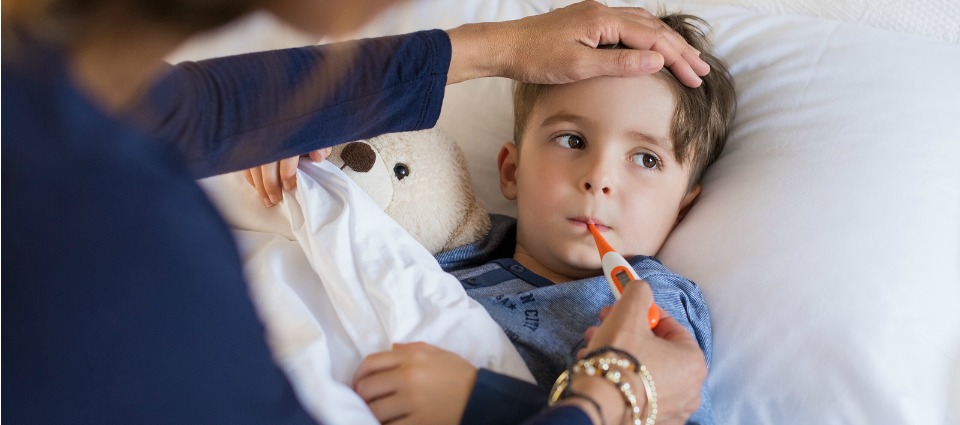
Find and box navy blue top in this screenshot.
[524,406,592,425]
[2,30,449,424]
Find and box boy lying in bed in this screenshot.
[351,13,736,425]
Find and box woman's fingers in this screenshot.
[258,161,282,204]
[308,147,333,162]
[278,156,300,192]
[248,165,274,207]
[613,7,709,82]
[242,154,313,207]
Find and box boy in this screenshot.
[353,13,736,425]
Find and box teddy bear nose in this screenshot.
[340,142,376,173]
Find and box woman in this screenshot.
[3,0,709,423]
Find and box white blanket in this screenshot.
[200,162,533,425]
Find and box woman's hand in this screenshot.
[579,281,708,425]
[242,148,331,207]
[353,342,477,425]
[447,0,709,87]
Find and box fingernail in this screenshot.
[640,55,657,69]
[282,180,292,192]
[640,52,665,70]
[263,197,275,208]
[268,194,279,205]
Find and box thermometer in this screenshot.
[587,223,662,329]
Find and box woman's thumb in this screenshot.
[592,49,664,77]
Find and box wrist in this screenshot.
[550,348,657,425]
[446,21,509,84]
[570,375,641,425]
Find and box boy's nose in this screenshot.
[583,181,611,194]
[581,167,613,195]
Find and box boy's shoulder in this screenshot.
[628,255,699,288]
[436,214,517,272]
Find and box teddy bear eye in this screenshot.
[393,163,409,180]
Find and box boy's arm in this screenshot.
[353,342,547,425]
[353,342,476,425]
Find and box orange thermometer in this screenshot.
[587,223,662,329]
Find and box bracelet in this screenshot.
[581,345,640,372]
[549,353,656,425]
[564,390,606,425]
[636,364,658,425]
[594,362,643,425]
[548,369,572,406]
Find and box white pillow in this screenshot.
[670,0,960,43]
[651,3,960,424]
[174,1,960,424]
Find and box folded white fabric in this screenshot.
[201,163,533,425]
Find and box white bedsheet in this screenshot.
[200,162,533,425]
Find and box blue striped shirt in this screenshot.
[438,214,714,425]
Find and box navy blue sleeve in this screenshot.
[461,368,548,425]
[460,371,618,425]
[134,30,450,178]
[522,405,593,425]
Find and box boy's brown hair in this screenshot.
[512,13,737,190]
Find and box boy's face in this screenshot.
[499,75,700,282]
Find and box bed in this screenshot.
[173,0,960,424]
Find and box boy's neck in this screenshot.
[513,249,594,284]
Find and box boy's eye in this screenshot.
[553,134,586,149]
[631,152,661,170]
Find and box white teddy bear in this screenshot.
[328,128,490,254]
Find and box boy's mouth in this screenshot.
[570,217,609,231]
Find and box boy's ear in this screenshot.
[497,142,519,201]
[677,184,701,224]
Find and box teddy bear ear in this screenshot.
[328,140,394,210]
[339,141,376,172]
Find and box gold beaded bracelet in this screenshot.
[636,364,658,425]
[548,355,658,425]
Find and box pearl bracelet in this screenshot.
[549,353,658,425]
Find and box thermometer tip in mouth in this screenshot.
[587,223,615,257]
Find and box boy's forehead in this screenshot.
[529,75,676,137]
[544,72,675,97]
